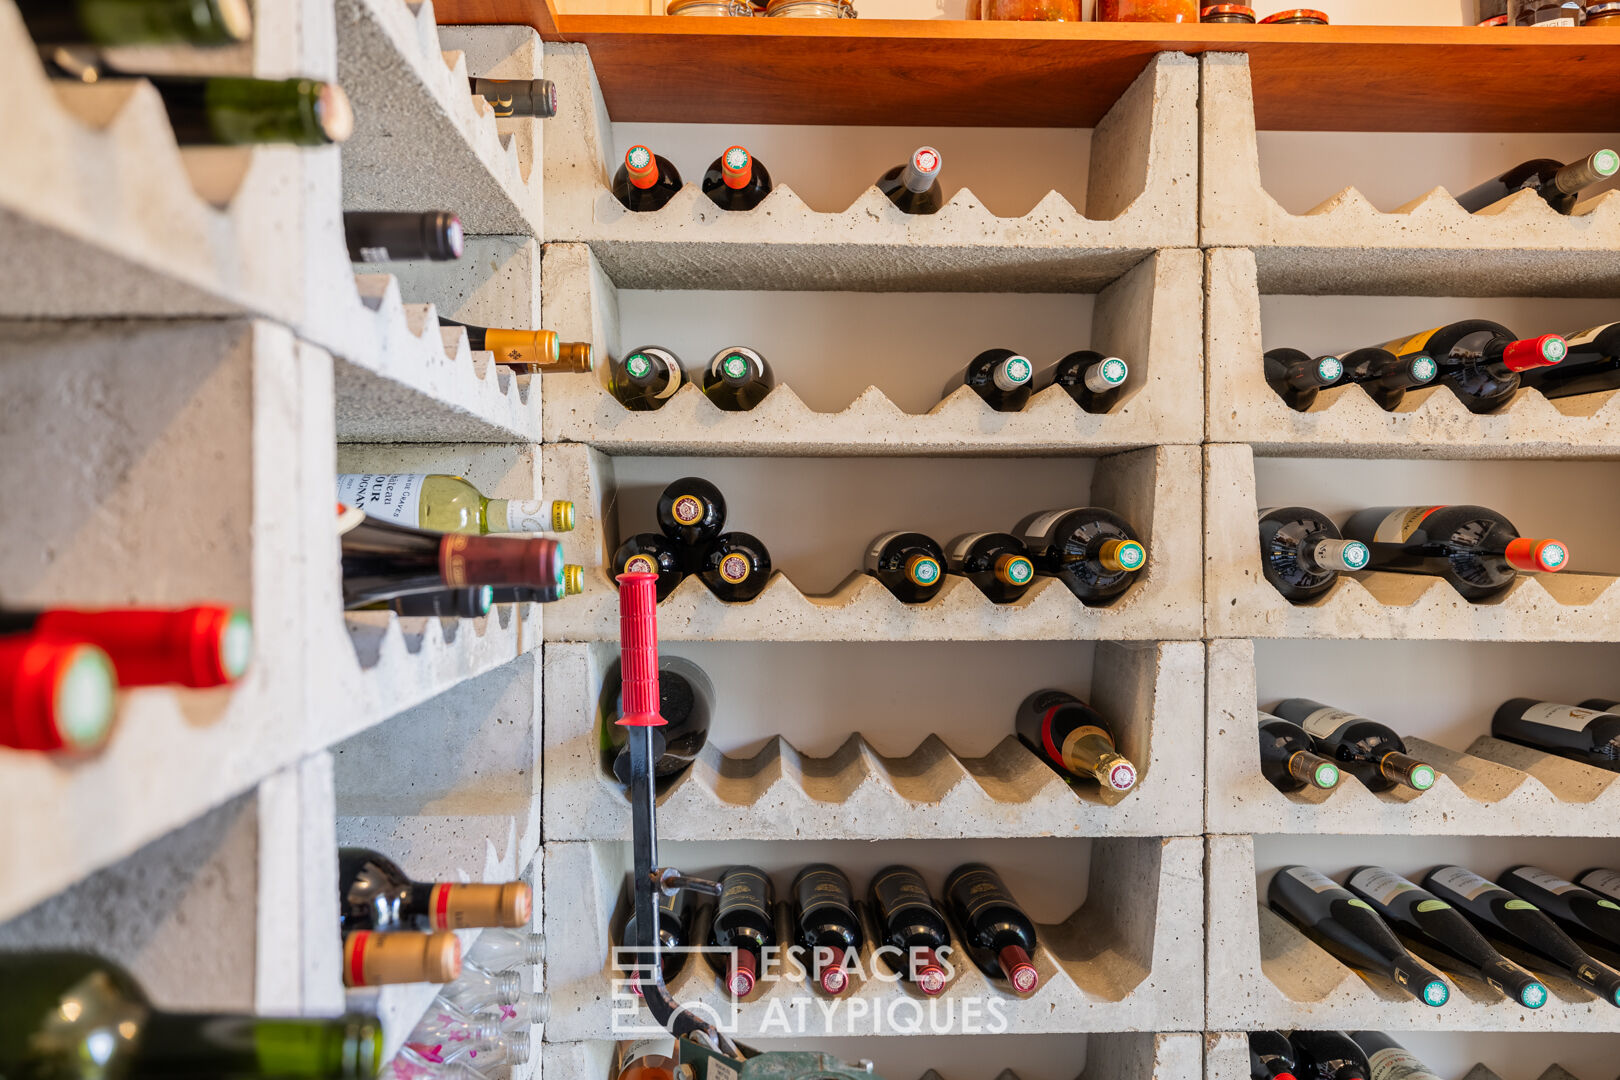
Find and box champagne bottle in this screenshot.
[620,888,693,992]
[792,864,863,996]
[387,587,494,619]
[1340,504,1568,601]
[1014,689,1138,794]
[439,319,593,373]
[702,146,773,211]
[342,930,463,987]
[463,929,547,972]
[0,952,382,1077]
[337,474,573,535]
[1521,322,1620,400]
[1454,150,1620,214]
[1272,699,1435,794]
[1045,351,1129,414]
[338,512,565,609]
[1264,348,1343,411]
[1013,506,1146,606]
[1257,711,1342,793]
[868,865,951,995]
[1339,348,1439,412]
[946,349,1034,412]
[945,532,1036,604]
[0,635,116,753]
[344,212,464,263]
[1347,1032,1440,1080]
[613,145,682,213]
[943,863,1041,993]
[338,848,531,933]
[1499,865,1620,968]
[469,77,557,119]
[1421,864,1620,1006]
[1373,322,1566,414]
[697,532,771,602]
[0,604,252,688]
[1492,699,1620,772]
[864,531,946,604]
[1266,866,1451,1006]
[1346,866,1548,1009]
[614,534,686,602]
[18,0,252,45]
[1256,506,1370,603]
[599,654,714,783]
[702,347,775,411]
[658,477,727,552]
[609,347,685,411]
[136,75,352,146]
[710,866,776,996]
[876,146,944,214]
[1288,1032,1370,1080]
[1248,1030,1299,1080]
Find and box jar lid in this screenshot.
[1261,7,1328,21]
[666,0,747,11]
[765,0,856,12]
[1202,4,1257,17]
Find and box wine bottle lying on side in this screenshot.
[1369,321,1565,414]
[1271,698,1436,794]
[1339,504,1568,601]
[338,507,565,610]
[1257,506,1369,603]
[1013,506,1146,606]
[1454,149,1620,215]
[469,77,557,119]
[1492,699,1620,773]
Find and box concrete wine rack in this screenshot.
[1203,1033,1606,1080]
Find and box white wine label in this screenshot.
[1300,705,1363,740]
[1372,506,1442,544]
[865,531,910,566]
[1286,866,1342,894]
[336,474,425,527]
[1580,869,1620,901]
[654,362,684,399]
[945,533,992,563]
[1429,865,1501,901]
[1349,867,1419,907]
[502,500,551,532]
[1565,323,1617,349]
[1369,1047,1442,1080]
[1519,702,1605,733]
[1509,866,1579,895]
[1020,509,1078,543]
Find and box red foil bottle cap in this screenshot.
[1502,333,1567,373]
[728,950,757,996]
[1505,538,1569,573]
[915,948,947,995]
[616,571,665,727]
[0,637,117,752]
[34,605,253,688]
[625,146,659,190]
[999,944,1040,993]
[819,948,849,994]
[721,146,752,190]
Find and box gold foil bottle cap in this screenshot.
[552,500,576,532]
[559,341,594,373]
[564,564,585,595]
[343,930,462,986]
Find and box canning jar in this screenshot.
[765,0,857,14]
[1096,0,1199,20]
[1260,7,1328,22]
[981,0,1080,19]
[1202,3,1256,20]
[667,0,754,13]
[1510,0,1586,24]
[1583,0,1619,20]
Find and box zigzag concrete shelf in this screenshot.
[1201,54,1620,298]
[1206,835,1620,1033]
[1205,250,1620,458]
[1207,640,1620,837]
[542,641,1203,841]
[538,244,1204,454]
[540,443,1201,642]
[540,838,1202,1041]
[1205,1034,1602,1080]
[1204,445,1620,641]
[542,47,1196,291]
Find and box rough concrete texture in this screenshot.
[1207,640,1620,837]
[1206,835,1620,1032]
[541,641,1204,842]
[336,0,539,236]
[386,235,542,330]
[439,24,546,232]
[1205,250,1620,457]
[542,47,1196,291]
[539,443,1203,642]
[1209,1035,1596,1080]
[540,244,1205,455]
[1200,54,1620,298]
[540,837,1203,1040]
[1204,444,1620,641]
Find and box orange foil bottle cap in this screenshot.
[721,145,752,190]
[0,636,117,753]
[1505,538,1569,574]
[625,145,659,190]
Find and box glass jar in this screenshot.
[1202,3,1256,20]
[666,0,754,13]
[981,0,1079,18]
[765,0,856,15]
[1510,0,1586,24]
[1583,0,1619,20]
[1097,0,1199,20]
[1260,7,1328,22]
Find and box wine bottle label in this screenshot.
[1286,866,1342,894]
[1019,509,1078,543]
[871,868,936,919]
[1565,322,1617,348]
[1518,701,1605,733]
[1369,1047,1443,1080]
[866,531,911,564]
[1348,867,1419,907]
[704,1060,741,1080]
[336,474,426,527]
[1508,866,1579,895]
[1380,328,1441,358]
[502,500,557,533]
[1580,869,1620,901]
[1299,705,1363,739]
[945,533,993,563]
[949,868,1016,921]
[1429,865,1502,901]
[1371,506,1443,544]
[719,869,771,917]
[798,868,852,918]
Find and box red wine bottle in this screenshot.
[945,532,1036,604]
[388,587,494,619]
[698,533,771,603]
[1046,351,1129,414]
[711,866,776,996]
[1272,698,1436,793]
[1421,864,1620,1007]
[338,849,531,934]
[943,864,1041,994]
[1499,865,1620,968]
[658,477,727,553]
[1014,689,1138,794]
[1454,149,1620,214]
[702,146,773,211]
[1521,321,1620,400]
[1288,1031,1371,1080]
[1340,505,1569,601]
[1248,1031,1299,1080]
[339,513,564,609]
[792,864,863,996]
[0,605,252,688]
[864,532,946,604]
[1346,1033,1441,1080]
[1374,322,1566,414]
[1257,711,1342,793]
[876,146,943,215]
[612,145,682,213]
[702,347,775,412]
[1346,866,1548,1009]
[1264,348,1343,411]
[469,77,557,119]
[945,349,1034,412]
[610,347,686,411]
[868,865,951,995]
[344,211,464,263]
[1340,348,1439,412]
[1492,699,1620,772]
[620,888,692,992]
[614,533,686,602]
[0,635,116,753]
[1257,506,1370,603]
[1013,507,1146,606]
[1266,865,1451,1007]
[600,654,714,784]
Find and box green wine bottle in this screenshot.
[17,0,252,46]
[337,474,574,535]
[145,75,354,146]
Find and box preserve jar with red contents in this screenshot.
[980,0,1079,19]
[1202,3,1256,20]
[1260,7,1328,22]
[1097,0,1199,20]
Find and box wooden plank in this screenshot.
[434,0,561,36]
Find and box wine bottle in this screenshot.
[609,347,686,411]
[1340,504,1569,601]
[338,848,531,934]
[1288,1032,1371,1080]
[702,347,775,412]
[345,211,464,263]
[488,564,584,605]
[1256,506,1370,603]
[1347,1032,1440,1080]
[614,534,686,602]
[1257,711,1342,793]
[1346,866,1548,1009]
[132,75,353,146]
[1045,351,1129,414]
[868,865,952,995]
[0,604,252,689]
[946,349,1035,412]
[0,952,382,1077]
[600,654,714,783]
[792,864,863,996]
[463,929,547,972]
[469,77,557,119]
[697,532,771,602]
[1454,149,1620,215]
[438,319,593,373]
[943,864,1041,993]
[1578,868,1620,905]
[337,474,573,535]
[658,477,727,552]
[945,532,1036,604]
[613,145,682,213]
[436,963,523,1014]
[1248,1030,1299,1080]
[1264,348,1343,411]
[877,146,944,214]
[1013,506,1146,606]
[1421,864,1620,1006]
[1266,866,1451,1006]
[1272,699,1436,794]
[702,146,773,211]
[621,889,693,994]
[1520,322,1620,400]
[1499,865,1620,967]
[0,635,116,753]
[864,531,946,604]
[711,866,776,996]
[1014,689,1138,793]
[388,586,495,619]
[17,0,252,45]
[1491,699,1620,772]
[1373,322,1566,414]
[338,512,565,609]
[342,930,463,987]
[1339,348,1439,412]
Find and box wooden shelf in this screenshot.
[435,2,1620,131]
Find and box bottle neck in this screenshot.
[1060,727,1135,791]
[137,1013,382,1078]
